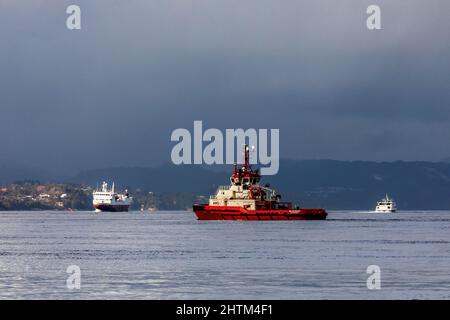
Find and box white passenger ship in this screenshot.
[92,182,132,212]
[375,194,396,213]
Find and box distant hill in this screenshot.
[70,160,450,210]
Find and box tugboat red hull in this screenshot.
[193,204,327,221]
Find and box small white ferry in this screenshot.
[375,194,396,213]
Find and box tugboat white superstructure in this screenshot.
[375,194,396,213]
[92,182,132,212]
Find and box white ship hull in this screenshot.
[93,203,131,212]
[375,206,396,213]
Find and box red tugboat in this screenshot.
[193,145,327,220]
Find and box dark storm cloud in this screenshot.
[1,0,450,173]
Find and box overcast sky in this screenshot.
[1,0,449,173]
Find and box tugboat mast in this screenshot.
[244,144,251,171]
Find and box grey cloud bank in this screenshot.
[1,0,449,173]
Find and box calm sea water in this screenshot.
[0,210,449,299]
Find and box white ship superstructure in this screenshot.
[92,182,132,212]
[375,194,396,213]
